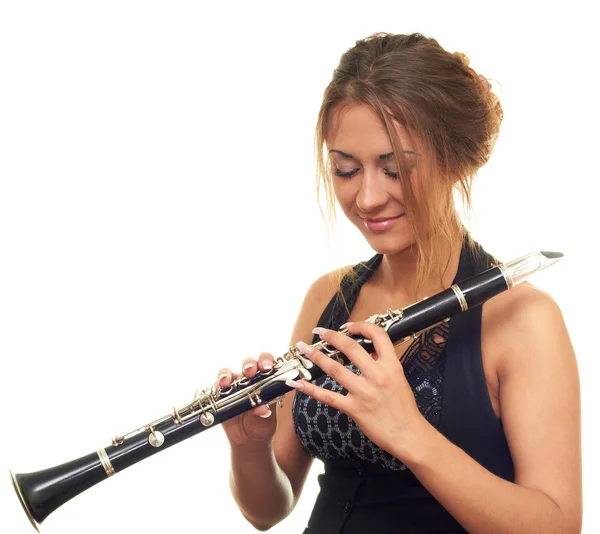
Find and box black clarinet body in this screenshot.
[10,251,562,531]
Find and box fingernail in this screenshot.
[296,341,315,355]
[218,373,228,382]
[286,378,304,390]
[243,363,254,372]
[340,322,355,330]
[262,361,273,370]
[259,407,272,418]
[312,327,327,337]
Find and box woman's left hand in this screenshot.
[287,321,427,459]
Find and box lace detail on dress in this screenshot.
[401,320,449,429]
[292,321,450,471]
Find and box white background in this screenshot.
[1,1,597,533]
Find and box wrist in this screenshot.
[230,438,274,456]
[391,416,438,467]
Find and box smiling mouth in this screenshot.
[364,216,402,222]
[362,214,405,231]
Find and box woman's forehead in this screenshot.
[326,104,415,157]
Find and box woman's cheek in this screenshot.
[333,184,352,210]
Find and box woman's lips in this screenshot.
[362,214,405,232]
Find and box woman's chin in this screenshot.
[361,232,415,256]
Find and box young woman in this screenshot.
[217,33,582,533]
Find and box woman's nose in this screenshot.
[355,170,389,213]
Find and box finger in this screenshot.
[311,327,378,377]
[296,341,362,392]
[216,368,243,388]
[342,321,396,363]
[217,368,235,387]
[250,404,272,418]
[241,357,258,377]
[286,377,349,413]
[257,352,275,373]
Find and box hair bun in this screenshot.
[478,74,492,93]
[452,50,471,68]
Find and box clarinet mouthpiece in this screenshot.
[504,251,564,287]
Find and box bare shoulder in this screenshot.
[482,281,575,379]
[307,264,356,306]
[483,281,563,327]
[290,264,355,339]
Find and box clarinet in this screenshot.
[10,250,563,532]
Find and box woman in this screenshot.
[217,33,582,533]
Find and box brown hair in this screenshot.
[315,32,503,299]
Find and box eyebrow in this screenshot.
[329,149,418,159]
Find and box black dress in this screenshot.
[292,240,514,533]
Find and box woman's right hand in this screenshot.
[218,352,278,448]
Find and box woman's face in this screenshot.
[327,104,420,255]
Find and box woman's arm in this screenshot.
[229,269,349,530]
[229,392,307,532]
[293,283,581,533]
[399,286,582,533]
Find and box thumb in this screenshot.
[250,404,272,419]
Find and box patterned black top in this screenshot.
[292,239,515,534]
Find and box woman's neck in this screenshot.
[373,235,464,303]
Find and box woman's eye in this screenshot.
[384,167,414,179]
[332,167,411,180]
[333,168,359,179]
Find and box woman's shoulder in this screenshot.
[290,265,354,341]
[303,264,355,310]
[482,281,571,377]
[484,281,564,332]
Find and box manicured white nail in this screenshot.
[296,341,315,355]
[262,361,273,370]
[312,327,327,336]
[259,407,272,418]
[243,363,254,372]
[285,378,304,390]
[218,373,228,382]
[340,322,355,330]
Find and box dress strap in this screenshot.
[311,254,383,344]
